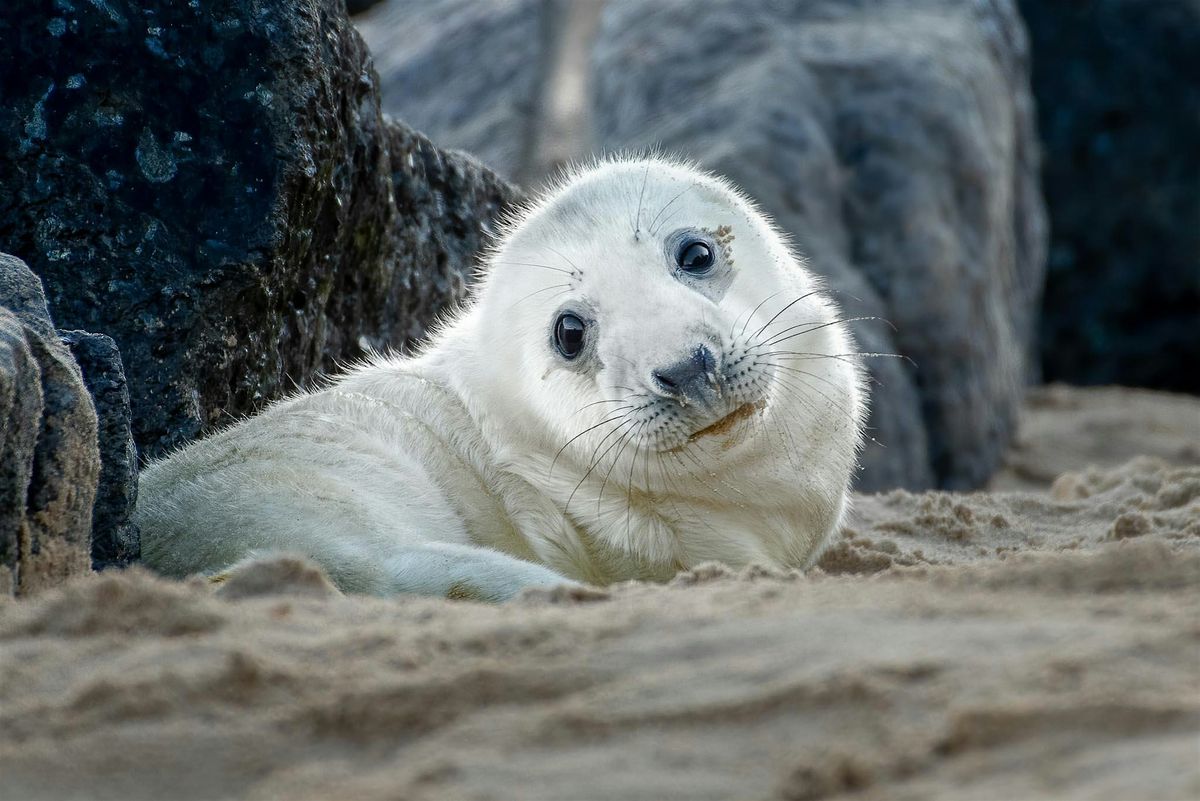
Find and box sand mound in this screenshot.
[991,384,1200,491]
[2,453,1198,801]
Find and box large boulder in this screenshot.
[355,0,1048,490]
[0,0,516,464]
[1017,0,1200,394]
[0,254,98,596]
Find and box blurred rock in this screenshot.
[356,0,544,182]
[591,0,1047,490]
[0,0,516,463]
[61,331,140,569]
[0,254,98,596]
[1017,0,1200,394]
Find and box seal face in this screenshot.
[135,157,866,600]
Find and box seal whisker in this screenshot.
[759,360,869,406]
[685,441,749,499]
[753,315,890,349]
[552,404,645,475]
[597,418,646,511]
[493,260,575,276]
[565,417,640,514]
[735,290,786,340]
[671,446,744,504]
[773,364,885,450]
[611,354,639,370]
[507,283,571,310]
[763,370,837,422]
[664,450,731,503]
[763,350,918,369]
[542,244,584,276]
[768,370,861,430]
[768,410,807,494]
[632,163,650,241]
[648,183,693,238]
[746,290,825,343]
[762,357,886,387]
[572,397,635,415]
[622,421,650,543]
[652,454,722,546]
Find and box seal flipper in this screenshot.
[379,541,578,602]
[204,543,574,602]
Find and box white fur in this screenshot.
[136,157,866,601]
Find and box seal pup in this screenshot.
[136,157,866,601]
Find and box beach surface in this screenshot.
[2,387,1197,801]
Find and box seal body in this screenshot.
[136,158,866,600]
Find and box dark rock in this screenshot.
[590,0,1047,490]
[1017,0,1200,394]
[345,0,388,17]
[0,0,516,463]
[381,126,517,341]
[62,331,140,569]
[0,253,98,595]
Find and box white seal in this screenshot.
[136,157,866,601]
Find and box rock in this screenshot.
[0,0,516,463]
[345,0,388,17]
[589,0,1047,490]
[356,0,545,182]
[0,254,98,596]
[381,125,517,340]
[1017,0,1200,394]
[61,331,140,569]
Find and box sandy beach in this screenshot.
[1,387,1197,801]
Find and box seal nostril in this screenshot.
[653,370,680,394]
[651,344,723,404]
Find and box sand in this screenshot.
[990,384,1200,491]
[1,387,1198,801]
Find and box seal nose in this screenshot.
[651,345,721,406]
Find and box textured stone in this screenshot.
[0,254,98,596]
[62,331,140,569]
[0,0,516,463]
[590,0,1047,490]
[1018,0,1200,394]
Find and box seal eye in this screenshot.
[554,313,585,359]
[677,240,714,274]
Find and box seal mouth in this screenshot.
[685,401,762,444]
